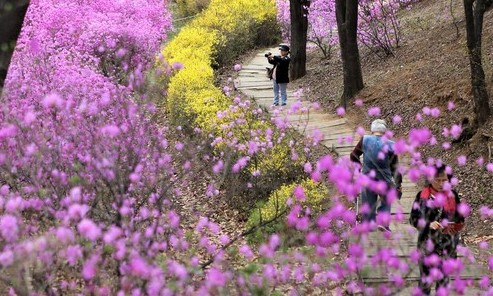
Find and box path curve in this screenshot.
[236,47,485,285]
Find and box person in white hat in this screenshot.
[350,119,402,232]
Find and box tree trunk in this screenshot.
[463,0,491,126]
[289,0,310,80]
[0,0,29,90]
[335,0,364,108]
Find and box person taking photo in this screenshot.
[265,44,290,106]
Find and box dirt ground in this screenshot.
[290,0,493,243]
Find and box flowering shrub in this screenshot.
[276,0,338,59]
[162,0,277,128]
[276,0,424,58]
[358,0,401,57]
[2,0,493,294]
[0,0,182,294]
[246,179,330,244]
[162,0,308,203]
[175,0,211,17]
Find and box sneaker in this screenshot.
[377,225,391,232]
[272,103,279,107]
[281,103,287,106]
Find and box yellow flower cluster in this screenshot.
[258,179,329,222]
[161,0,277,131]
[246,179,330,243]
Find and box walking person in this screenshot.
[265,44,290,106]
[410,164,465,295]
[350,119,402,231]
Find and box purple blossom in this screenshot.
[0,215,19,242]
[0,250,14,267]
[65,245,83,266]
[303,162,312,173]
[392,115,402,124]
[367,107,381,116]
[77,219,101,241]
[100,125,121,138]
[56,227,75,243]
[457,203,471,217]
[293,185,306,201]
[457,155,467,166]
[42,93,64,109]
[130,257,149,278]
[239,244,254,259]
[450,124,462,139]
[409,128,431,146]
[206,268,227,288]
[430,107,440,117]
[82,256,98,280]
[68,204,90,220]
[172,62,184,70]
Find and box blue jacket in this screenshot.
[350,135,401,186]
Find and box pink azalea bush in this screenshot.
[1,0,492,294]
[275,0,424,58]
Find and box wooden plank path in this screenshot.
[237,48,487,290]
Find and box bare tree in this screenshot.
[289,0,311,80]
[335,0,364,108]
[463,0,492,127]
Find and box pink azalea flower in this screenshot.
[0,215,19,242]
[303,162,312,173]
[336,106,345,116]
[172,62,184,70]
[457,203,471,217]
[430,108,440,117]
[206,268,227,288]
[450,124,462,139]
[367,107,381,116]
[66,245,83,266]
[42,93,63,109]
[293,185,306,201]
[77,219,101,241]
[457,155,467,166]
[392,115,402,124]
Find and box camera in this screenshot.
[264,52,272,57]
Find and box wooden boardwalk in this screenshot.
[237,48,487,293]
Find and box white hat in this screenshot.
[371,119,387,133]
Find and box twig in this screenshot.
[450,0,460,39]
[200,207,289,269]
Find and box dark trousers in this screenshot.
[418,235,459,295]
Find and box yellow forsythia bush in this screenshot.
[162,0,277,131]
[246,179,330,244]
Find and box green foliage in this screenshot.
[246,179,330,244]
[175,0,211,17]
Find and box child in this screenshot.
[410,164,465,295]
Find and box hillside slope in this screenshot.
[292,0,493,238]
